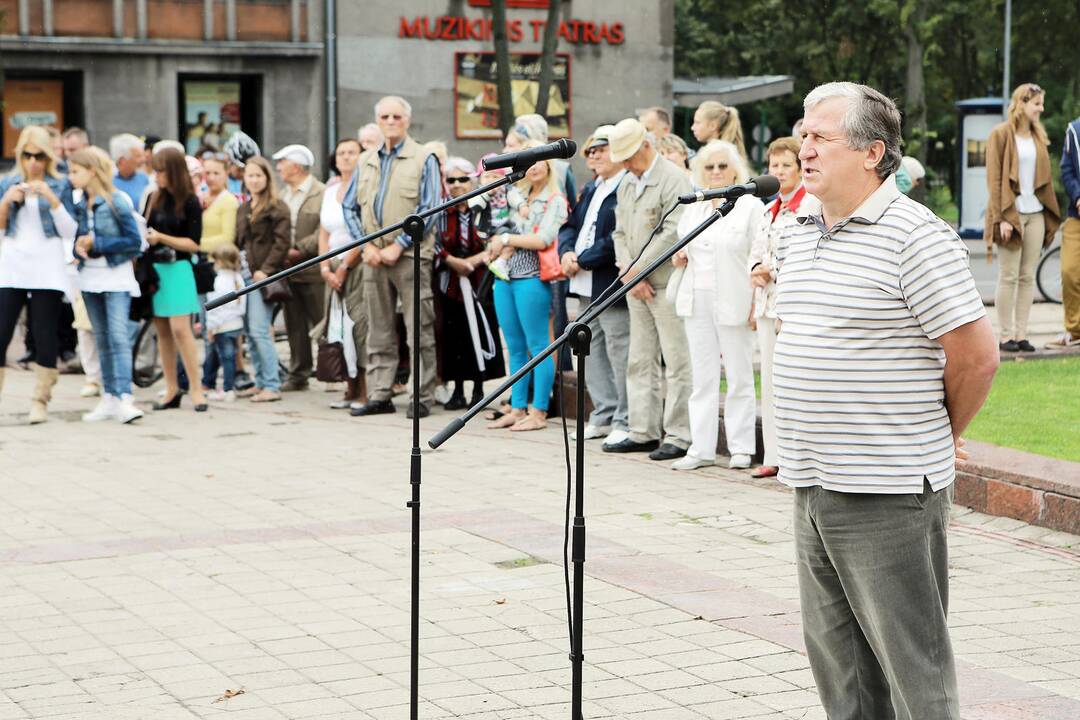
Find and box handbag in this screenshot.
[534,195,568,283]
[315,297,349,383]
[260,277,293,303]
[192,254,217,295]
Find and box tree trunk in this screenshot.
[491,0,515,138]
[533,0,561,122]
[903,0,928,164]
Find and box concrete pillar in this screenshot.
[290,0,300,41]
[203,0,213,40]
[18,0,29,35]
[113,0,123,37]
[136,0,147,38]
[225,0,236,40]
[42,0,54,35]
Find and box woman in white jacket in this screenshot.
[669,140,764,470]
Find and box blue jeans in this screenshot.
[82,291,133,397]
[245,288,280,392]
[493,277,553,411]
[202,330,240,391]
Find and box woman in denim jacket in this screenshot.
[0,125,77,424]
[68,147,145,424]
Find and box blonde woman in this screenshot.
[68,146,145,424]
[748,137,819,479]
[487,141,569,432]
[236,155,290,402]
[670,140,764,471]
[0,125,77,423]
[986,83,1062,352]
[691,101,747,158]
[657,134,691,174]
[199,152,239,254]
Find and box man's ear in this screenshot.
[864,140,886,172]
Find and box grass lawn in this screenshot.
[964,357,1080,463]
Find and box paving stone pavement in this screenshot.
[0,368,1078,719]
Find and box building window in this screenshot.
[178,74,262,155]
[1,72,84,161]
[454,52,571,140]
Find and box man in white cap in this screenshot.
[604,118,694,461]
[559,126,631,445]
[274,144,326,392]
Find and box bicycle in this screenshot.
[1036,243,1062,304]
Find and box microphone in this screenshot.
[483,138,578,172]
[678,175,781,205]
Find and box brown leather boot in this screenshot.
[29,366,59,425]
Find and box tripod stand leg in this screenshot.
[567,322,591,720]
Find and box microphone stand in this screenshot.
[430,197,739,720]
[205,166,526,720]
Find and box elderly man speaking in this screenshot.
[754,82,999,718]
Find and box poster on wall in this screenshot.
[181,80,243,154]
[2,80,65,159]
[454,52,571,139]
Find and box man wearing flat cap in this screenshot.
[605,118,693,461]
[274,144,326,392]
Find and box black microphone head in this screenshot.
[557,138,577,159]
[752,175,782,198]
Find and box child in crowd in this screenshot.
[201,245,246,401]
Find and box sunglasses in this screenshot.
[445,176,471,185]
[703,163,729,172]
[201,151,227,161]
[584,146,607,157]
[21,151,47,162]
[379,114,405,121]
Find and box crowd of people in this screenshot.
[1,85,1077,477]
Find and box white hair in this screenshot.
[692,140,750,187]
[803,82,903,179]
[152,139,186,155]
[358,123,383,142]
[109,133,145,162]
[375,96,412,119]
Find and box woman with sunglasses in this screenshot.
[669,140,764,471]
[985,83,1062,352]
[0,125,78,424]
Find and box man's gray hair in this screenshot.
[803,82,903,180]
[109,133,145,162]
[375,95,413,119]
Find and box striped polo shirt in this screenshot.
[773,175,985,493]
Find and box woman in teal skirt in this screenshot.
[146,147,208,412]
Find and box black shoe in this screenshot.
[153,393,183,411]
[649,443,687,461]
[1016,339,1036,352]
[234,371,255,391]
[280,379,309,392]
[350,399,396,417]
[999,340,1020,352]
[444,392,467,411]
[406,402,430,419]
[602,438,660,454]
[194,403,209,412]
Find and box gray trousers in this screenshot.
[626,292,692,448]
[795,481,959,720]
[585,304,630,431]
[363,256,436,405]
[283,281,325,385]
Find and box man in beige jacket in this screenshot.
[604,118,693,461]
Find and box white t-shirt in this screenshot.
[320,188,352,252]
[0,196,77,293]
[77,205,140,295]
[569,171,625,298]
[1015,134,1044,214]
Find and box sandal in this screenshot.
[509,410,548,432]
[751,465,779,478]
[487,410,524,429]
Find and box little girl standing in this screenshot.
[201,245,246,401]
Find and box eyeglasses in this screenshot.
[201,151,227,161]
[379,114,405,121]
[703,163,729,172]
[584,146,607,157]
[445,176,472,185]
[21,151,47,162]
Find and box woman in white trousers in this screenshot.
[748,136,820,478]
[669,140,763,471]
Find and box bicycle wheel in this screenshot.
[132,318,163,388]
[1036,245,1062,304]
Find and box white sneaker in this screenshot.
[602,428,630,446]
[116,395,144,424]
[570,423,612,442]
[222,390,236,403]
[728,454,752,469]
[672,455,715,471]
[80,381,102,398]
[208,389,225,401]
[82,396,118,422]
[434,384,452,405]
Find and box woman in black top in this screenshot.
[147,147,207,412]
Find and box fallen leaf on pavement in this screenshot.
[213,688,246,703]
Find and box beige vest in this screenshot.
[357,136,434,257]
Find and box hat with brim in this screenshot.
[607,119,647,163]
[271,144,315,167]
[582,124,615,157]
